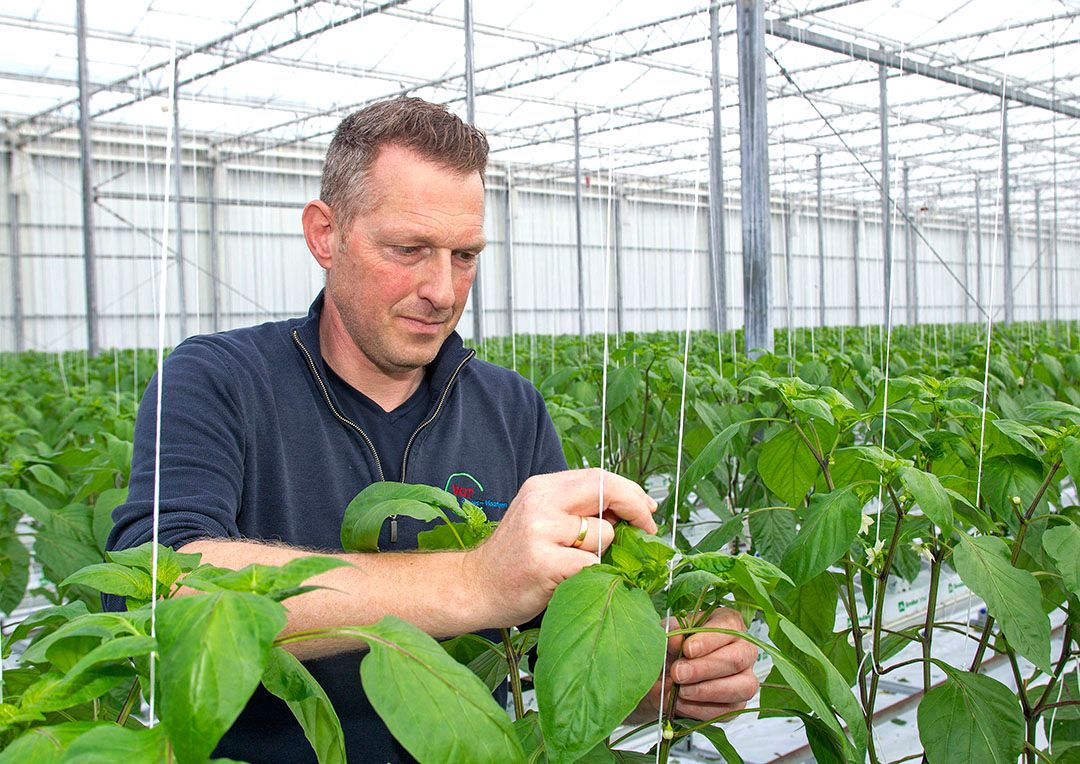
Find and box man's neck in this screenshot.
[318,301,424,413]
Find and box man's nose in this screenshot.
[416,251,456,311]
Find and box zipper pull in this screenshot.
[390,516,398,544]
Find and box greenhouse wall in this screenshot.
[2,134,1078,353]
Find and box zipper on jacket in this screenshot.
[292,330,385,482]
[400,350,474,484]
[294,330,474,545]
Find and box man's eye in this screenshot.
[456,251,478,263]
[393,246,423,256]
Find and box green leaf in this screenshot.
[780,488,862,588]
[790,397,834,425]
[952,535,1052,672]
[91,488,126,552]
[898,466,954,539]
[51,634,154,695]
[106,542,202,589]
[60,563,153,600]
[990,419,1043,458]
[1043,524,1080,596]
[778,618,867,759]
[0,533,30,615]
[917,665,1024,764]
[715,627,850,753]
[605,365,641,412]
[662,420,743,515]
[28,464,68,496]
[58,724,168,764]
[692,723,744,763]
[262,647,346,764]
[981,456,1051,527]
[156,591,287,764]
[359,615,525,763]
[2,602,90,657]
[0,721,99,764]
[780,571,839,642]
[535,566,666,764]
[667,570,723,611]
[181,556,350,600]
[759,428,820,507]
[692,513,745,553]
[2,488,52,523]
[1063,437,1080,487]
[748,509,797,565]
[341,483,453,552]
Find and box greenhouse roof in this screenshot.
[0,0,1077,224]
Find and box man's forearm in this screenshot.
[178,539,493,660]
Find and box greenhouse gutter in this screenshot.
[766,20,1080,120]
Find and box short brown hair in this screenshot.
[320,97,489,230]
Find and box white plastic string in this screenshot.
[148,36,179,728]
[597,137,615,563]
[967,74,1008,653]
[655,166,704,757]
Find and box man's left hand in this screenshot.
[634,608,760,723]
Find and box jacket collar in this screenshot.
[291,289,474,401]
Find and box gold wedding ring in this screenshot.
[571,516,589,548]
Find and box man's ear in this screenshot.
[302,200,337,270]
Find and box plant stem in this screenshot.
[1010,458,1062,566]
[922,543,942,693]
[500,628,525,721]
[116,677,140,726]
[972,458,1061,674]
[1034,623,1075,713]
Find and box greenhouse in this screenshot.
[0,1,1077,763]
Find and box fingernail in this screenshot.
[673,663,687,683]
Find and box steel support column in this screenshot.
[464,0,475,125]
[1035,187,1043,323]
[504,167,515,341]
[5,143,24,352]
[783,198,794,333]
[208,152,222,333]
[573,110,586,342]
[879,62,893,333]
[736,0,772,354]
[465,0,482,344]
[4,146,23,351]
[975,175,984,315]
[1002,104,1014,325]
[76,0,99,356]
[816,151,825,327]
[1051,172,1058,323]
[614,186,625,337]
[854,205,863,327]
[709,4,727,335]
[903,164,917,325]
[962,223,971,324]
[173,65,188,340]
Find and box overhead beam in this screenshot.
[766,19,1080,120]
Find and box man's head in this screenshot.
[320,97,489,234]
[303,98,489,381]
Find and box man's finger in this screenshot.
[675,669,760,704]
[551,469,658,533]
[682,608,747,658]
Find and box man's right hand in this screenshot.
[464,468,658,628]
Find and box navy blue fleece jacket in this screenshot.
[106,291,568,762]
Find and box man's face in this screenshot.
[324,144,486,375]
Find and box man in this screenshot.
[108,97,757,761]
